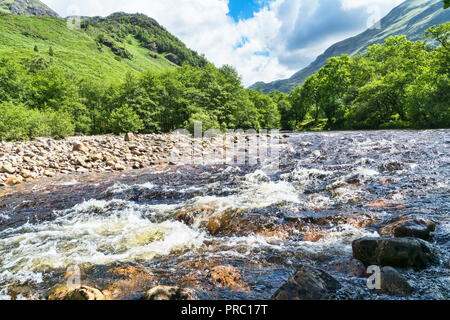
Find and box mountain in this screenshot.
[0,7,207,83]
[250,0,450,94]
[0,0,58,17]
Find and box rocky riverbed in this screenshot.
[0,132,286,189]
[0,130,448,300]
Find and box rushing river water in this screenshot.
[0,130,449,300]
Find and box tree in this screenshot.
[443,0,449,9]
[109,104,144,134]
[315,55,351,128]
[34,45,39,52]
[248,90,280,129]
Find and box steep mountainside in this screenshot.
[0,0,58,17]
[0,9,207,83]
[251,0,450,93]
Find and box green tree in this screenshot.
[109,104,144,134]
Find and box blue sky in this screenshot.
[42,0,403,85]
[227,0,271,22]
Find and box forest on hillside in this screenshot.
[0,22,449,141]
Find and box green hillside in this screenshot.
[251,0,450,93]
[0,12,207,84]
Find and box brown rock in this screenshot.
[209,265,250,292]
[394,218,436,240]
[142,286,194,300]
[352,237,438,269]
[124,132,135,142]
[271,265,341,300]
[5,176,23,186]
[72,143,89,153]
[20,169,32,178]
[48,285,106,300]
[378,266,413,296]
[0,162,15,174]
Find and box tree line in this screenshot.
[0,23,448,141]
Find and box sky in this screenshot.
[41,0,404,86]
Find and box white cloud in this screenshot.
[41,0,403,86]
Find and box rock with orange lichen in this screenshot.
[48,285,106,300]
[106,265,155,299]
[209,265,250,292]
[367,200,405,210]
[5,176,23,186]
[303,228,325,242]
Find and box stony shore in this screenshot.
[0,132,287,188]
[0,133,176,188]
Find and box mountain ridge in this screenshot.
[0,0,58,17]
[250,0,450,94]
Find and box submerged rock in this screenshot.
[378,266,413,296]
[352,237,437,269]
[209,265,250,292]
[394,218,436,240]
[271,265,341,300]
[48,285,106,300]
[142,286,194,300]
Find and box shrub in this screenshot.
[109,104,144,134]
[0,103,75,141]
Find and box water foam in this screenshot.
[0,199,205,286]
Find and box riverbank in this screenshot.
[0,132,288,189]
[0,133,172,188]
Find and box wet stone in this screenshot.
[271,265,341,300]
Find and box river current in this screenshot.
[0,130,448,300]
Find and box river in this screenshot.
[0,130,448,300]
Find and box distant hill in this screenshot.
[250,0,450,94]
[0,7,207,83]
[0,0,58,17]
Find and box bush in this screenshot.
[0,103,75,141]
[185,111,220,134]
[0,102,29,141]
[109,104,144,134]
[47,111,76,138]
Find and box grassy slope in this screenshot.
[0,14,175,84]
[251,0,450,93]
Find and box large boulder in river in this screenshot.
[379,266,414,296]
[271,265,341,300]
[394,218,436,240]
[352,237,437,270]
[142,286,195,300]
